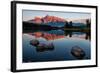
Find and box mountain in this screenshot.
[24,15,90,28]
[29,15,66,24]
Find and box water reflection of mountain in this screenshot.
[29,32,64,41]
[27,29,90,41]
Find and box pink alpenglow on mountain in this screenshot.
[30,15,66,24]
[33,17,42,24]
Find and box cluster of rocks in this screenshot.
[30,39,54,52]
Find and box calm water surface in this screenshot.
[23,29,91,63]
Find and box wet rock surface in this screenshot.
[36,43,54,52]
[30,39,54,52]
[71,46,85,59]
[30,39,39,46]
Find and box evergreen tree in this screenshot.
[65,21,69,28]
[69,21,72,27]
[86,19,91,27]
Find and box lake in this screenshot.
[22,29,91,63]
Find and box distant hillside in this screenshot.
[66,18,91,24]
[72,23,86,27]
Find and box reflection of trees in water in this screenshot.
[27,28,91,40]
[28,30,91,40]
[86,19,91,28]
[64,19,91,40]
[85,32,91,40]
[64,30,91,40]
[64,30,72,37]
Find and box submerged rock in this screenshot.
[30,39,39,46]
[71,46,85,59]
[30,39,54,52]
[47,43,54,49]
[36,43,54,52]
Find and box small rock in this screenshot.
[36,43,54,52]
[30,39,39,46]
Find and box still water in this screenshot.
[22,29,91,63]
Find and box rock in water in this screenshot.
[47,43,54,50]
[36,43,47,52]
[71,46,85,59]
[30,39,39,46]
[36,43,54,52]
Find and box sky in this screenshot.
[22,10,91,21]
